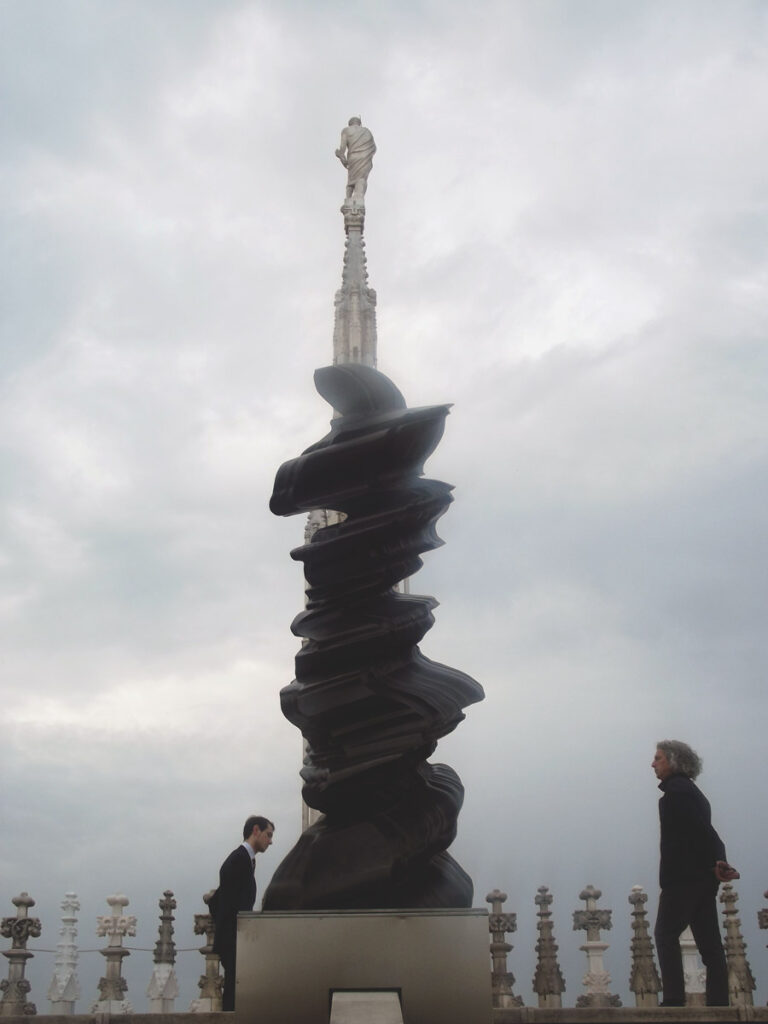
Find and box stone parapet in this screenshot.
[4,883,767,1015]
[1,1009,768,1024]
[0,1016,230,1024]
[494,1009,768,1023]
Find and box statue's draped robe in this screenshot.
[344,126,376,189]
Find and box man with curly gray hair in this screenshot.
[651,740,739,1007]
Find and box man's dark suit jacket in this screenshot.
[211,845,256,965]
[658,773,726,888]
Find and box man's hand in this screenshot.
[715,860,740,882]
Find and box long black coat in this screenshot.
[658,773,726,888]
[211,845,256,963]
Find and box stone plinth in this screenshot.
[235,909,492,1024]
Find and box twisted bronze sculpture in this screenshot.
[263,364,484,910]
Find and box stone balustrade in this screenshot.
[2,882,766,1017]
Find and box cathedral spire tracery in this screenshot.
[332,199,377,368]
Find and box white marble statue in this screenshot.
[335,116,376,202]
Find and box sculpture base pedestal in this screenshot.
[235,908,492,1024]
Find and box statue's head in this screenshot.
[348,116,362,126]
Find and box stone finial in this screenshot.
[573,885,621,1008]
[758,893,768,920]
[627,885,660,1007]
[533,886,565,1008]
[90,894,136,1015]
[0,892,42,1016]
[720,883,756,1007]
[47,892,81,1013]
[189,891,222,1013]
[147,890,179,1012]
[485,890,523,1008]
[758,890,768,933]
[573,886,612,936]
[153,890,177,965]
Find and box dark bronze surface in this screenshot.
[264,365,484,910]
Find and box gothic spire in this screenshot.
[332,117,377,368]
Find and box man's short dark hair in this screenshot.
[243,815,274,840]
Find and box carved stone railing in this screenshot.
[3,882,766,1016]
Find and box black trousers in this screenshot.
[654,878,729,1006]
[219,949,235,1012]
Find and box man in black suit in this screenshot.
[652,740,738,1007]
[212,815,274,1011]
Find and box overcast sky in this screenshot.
[2,0,767,1010]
